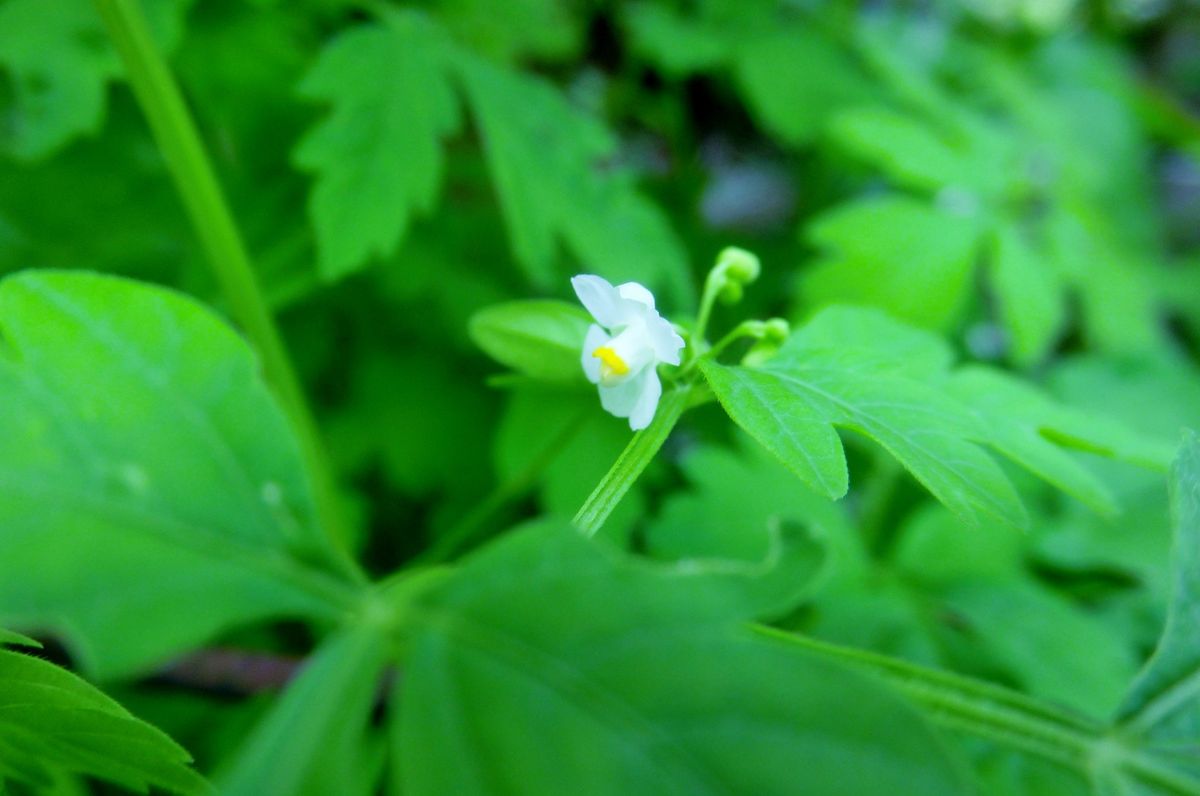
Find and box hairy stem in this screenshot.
[574,384,693,538]
[92,0,359,579]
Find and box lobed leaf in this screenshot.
[0,647,207,793]
[702,307,1165,528]
[0,271,360,678]
[397,518,971,795]
[294,12,460,280]
[453,52,691,300]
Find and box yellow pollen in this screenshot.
[592,345,629,376]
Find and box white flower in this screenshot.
[571,274,685,431]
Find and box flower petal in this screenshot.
[598,366,647,419]
[581,324,608,384]
[571,274,624,328]
[616,281,656,311]
[645,316,686,366]
[628,367,662,431]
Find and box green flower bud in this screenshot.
[763,318,790,343]
[716,246,761,284]
[717,280,743,304]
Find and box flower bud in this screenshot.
[716,246,761,284]
[717,280,743,304]
[763,318,790,343]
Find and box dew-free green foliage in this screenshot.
[2,0,1199,794]
[0,271,357,679]
[0,632,206,793]
[295,13,459,279]
[699,306,1165,528]
[398,519,969,795]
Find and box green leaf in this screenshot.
[734,26,874,146]
[0,0,191,161]
[294,12,460,280]
[988,222,1065,366]
[700,307,1026,528]
[1118,431,1200,749]
[434,0,583,62]
[453,52,691,300]
[397,519,971,795]
[0,628,40,648]
[0,271,360,678]
[219,625,390,796]
[622,3,732,77]
[827,107,979,193]
[468,299,591,382]
[0,647,206,793]
[0,0,118,160]
[947,367,1172,516]
[895,508,1138,716]
[802,195,983,331]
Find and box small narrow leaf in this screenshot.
[295,12,460,279]
[0,648,207,793]
[468,300,590,382]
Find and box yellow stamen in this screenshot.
[592,345,629,377]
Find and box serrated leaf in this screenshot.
[220,625,389,796]
[0,0,191,161]
[435,0,583,62]
[0,628,39,648]
[1118,431,1200,750]
[827,107,978,193]
[397,519,971,795]
[802,195,983,331]
[0,648,206,793]
[734,26,874,146]
[453,53,691,300]
[988,223,1065,366]
[948,367,1171,515]
[0,271,359,678]
[468,299,590,382]
[294,13,459,279]
[700,307,1026,528]
[622,3,731,77]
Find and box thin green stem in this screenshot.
[574,384,693,538]
[758,628,1200,795]
[417,406,591,564]
[92,0,360,580]
[689,269,725,358]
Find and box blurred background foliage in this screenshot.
[1,0,1200,792]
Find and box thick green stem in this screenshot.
[574,384,693,538]
[92,0,360,578]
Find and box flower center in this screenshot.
[592,345,630,379]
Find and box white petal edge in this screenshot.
[571,275,624,328]
[616,281,656,311]
[598,366,648,419]
[581,324,608,384]
[628,367,662,431]
[646,317,686,365]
